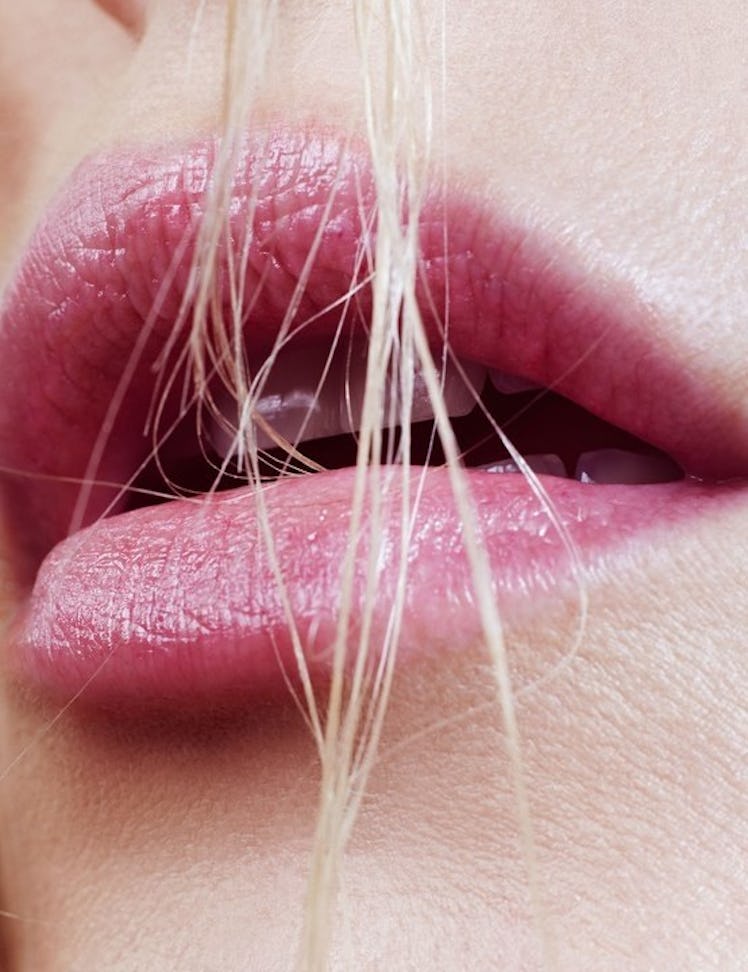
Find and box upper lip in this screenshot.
[0,130,746,581]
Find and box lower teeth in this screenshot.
[574,448,682,485]
[479,449,682,484]
[480,454,567,477]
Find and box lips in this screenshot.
[0,130,745,708]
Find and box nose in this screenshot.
[93,0,146,37]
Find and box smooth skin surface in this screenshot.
[0,1,746,969]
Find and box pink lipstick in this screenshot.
[1,131,745,708]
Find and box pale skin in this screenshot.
[0,2,746,970]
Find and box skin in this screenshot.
[0,1,746,969]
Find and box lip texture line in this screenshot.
[0,130,746,707]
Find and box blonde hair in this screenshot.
[137,1,585,967]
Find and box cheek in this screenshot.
[0,0,135,281]
[93,0,146,37]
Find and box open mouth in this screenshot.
[129,340,684,510]
[0,131,744,709]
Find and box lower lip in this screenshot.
[10,468,737,710]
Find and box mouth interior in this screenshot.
[124,348,684,513]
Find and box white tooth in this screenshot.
[207,344,344,457]
[526,454,567,477]
[205,383,242,460]
[480,454,567,477]
[430,358,486,420]
[489,369,542,395]
[251,344,345,450]
[480,458,521,474]
[205,402,236,461]
[207,345,488,460]
[575,449,681,485]
[341,355,485,432]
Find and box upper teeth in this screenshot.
[204,352,682,487]
[488,369,542,395]
[208,344,489,457]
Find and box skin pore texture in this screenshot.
[0,1,746,970]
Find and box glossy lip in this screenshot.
[1,130,746,708]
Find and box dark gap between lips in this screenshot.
[125,381,684,512]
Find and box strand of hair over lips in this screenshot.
[183,1,569,969]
